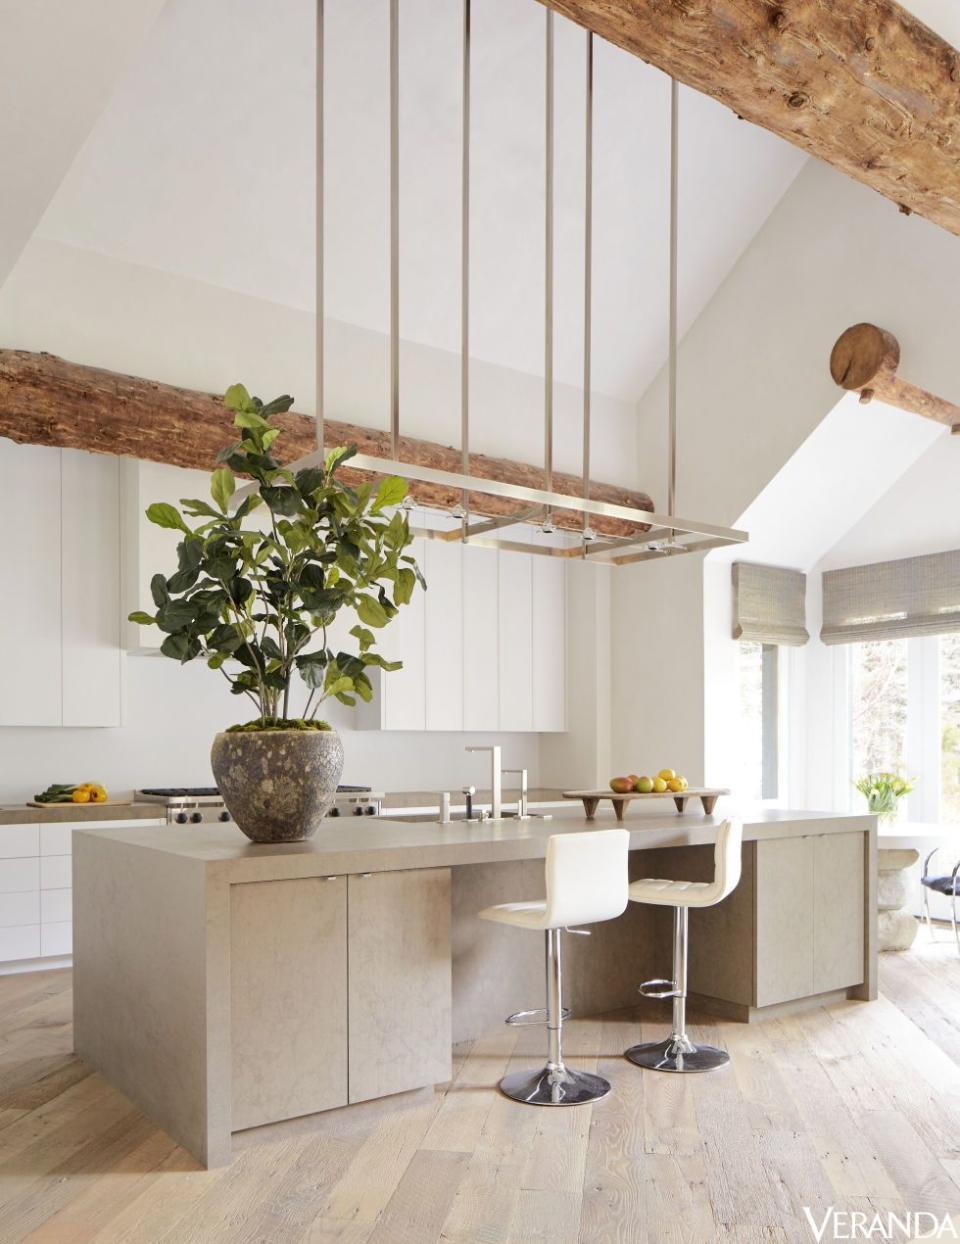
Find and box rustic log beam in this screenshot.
[0,350,654,535]
[829,323,960,432]
[537,0,960,238]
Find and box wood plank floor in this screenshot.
[2,941,960,1242]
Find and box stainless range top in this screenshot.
[136,786,385,825]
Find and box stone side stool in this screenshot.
[878,848,920,951]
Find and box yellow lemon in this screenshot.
[658,768,676,782]
[667,778,684,793]
[653,777,668,793]
[71,788,91,803]
[677,776,688,791]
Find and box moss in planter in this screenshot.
[226,718,333,734]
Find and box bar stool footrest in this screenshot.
[638,978,680,1000]
[505,1007,573,1027]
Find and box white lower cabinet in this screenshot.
[0,818,164,969]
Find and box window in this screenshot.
[738,641,779,801]
[849,639,908,781]
[941,634,960,822]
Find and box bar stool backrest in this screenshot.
[711,820,743,903]
[543,830,630,929]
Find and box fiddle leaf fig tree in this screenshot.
[129,383,425,728]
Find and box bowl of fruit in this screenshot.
[610,769,689,796]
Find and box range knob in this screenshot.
[365,806,376,816]
[190,812,203,824]
[353,806,364,816]
[330,806,340,817]
[219,810,231,823]
[175,812,188,825]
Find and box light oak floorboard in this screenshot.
[0,946,960,1241]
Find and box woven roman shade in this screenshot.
[821,549,960,645]
[732,563,809,646]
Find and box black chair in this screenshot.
[921,848,960,952]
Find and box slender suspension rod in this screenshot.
[460,0,471,525]
[582,32,593,542]
[544,10,554,511]
[316,0,325,457]
[667,77,679,522]
[390,0,400,459]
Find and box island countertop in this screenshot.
[74,805,873,881]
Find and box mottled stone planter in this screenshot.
[210,729,344,843]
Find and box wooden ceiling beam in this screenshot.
[0,349,654,536]
[830,322,960,431]
[536,0,960,237]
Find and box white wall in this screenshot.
[0,658,540,805]
[612,156,960,799]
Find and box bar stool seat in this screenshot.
[625,819,743,1075]
[479,828,629,1107]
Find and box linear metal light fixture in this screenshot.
[235,1,747,565]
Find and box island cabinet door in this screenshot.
[754,837,815,1008]
[347,868,451,1104]
[230,876,348,1131]
[812,832,865,994]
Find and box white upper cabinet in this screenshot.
[462,543,499,732]
[360,514,565,733]
[498,551,534,732]
[0,441,62,726]
[121,459,213,653]
[532,556,566,732]
[0,442,122,728]
[62,450,123,727]
[424,522,464,731]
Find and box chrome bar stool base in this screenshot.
[499,1063,611,1106]
[625,1036,729,1074]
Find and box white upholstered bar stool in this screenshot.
[479,829,630,1106]
[625,819,743,1074]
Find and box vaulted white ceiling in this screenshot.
[21,0,960,406]
[33,0,805,404]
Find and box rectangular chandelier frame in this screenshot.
[241,2,748,565]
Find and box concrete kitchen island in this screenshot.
[73,807,875,1166]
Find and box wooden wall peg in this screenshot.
[830,323,960,434]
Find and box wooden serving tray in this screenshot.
[563,787,729,820]
[27,799,134,809]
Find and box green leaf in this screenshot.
[211,466,235,512]
[325,445,357,475]
[234,409,271,432]
[295,467,326,498]
[372,476,407,512]
[160,633,193,662]
[262,428,280,451]
[260,394,295,418]
[224,383,254,413]
[356,595,389,629]
[349,624,375,651]
[181,498,222,519]
[393,566,416,605]
[261,486,301,517]
[150,573,170,608]
[128,610,155,625]
[166,565,200,594]
[364,653,402,672]
[146,502,189,534]
[215,440,244,465]
[325,675,354,699]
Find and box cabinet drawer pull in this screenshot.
[325,875,338,882]
[360,872,373,879]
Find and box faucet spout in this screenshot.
[466,745,501,820]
